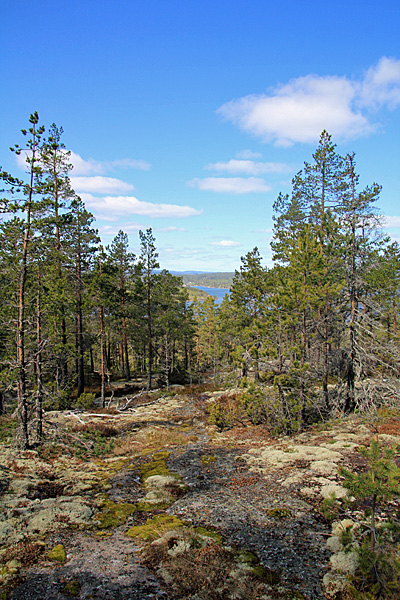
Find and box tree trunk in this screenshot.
[100,305,106,408]
[35,273,43,443]
[76,302,85,397]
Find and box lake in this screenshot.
[191,286,230,305]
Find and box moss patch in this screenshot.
[255,564,281,583]
[125,513,186,541]
[238,550,258,565]
[201,455,216,466]
[63,580,81,596]
[94,500,136,528]
[136,500,171,512]
[140,451,174,481]
[266,507,291,519]
[47,544,67,563]
[194,526,222,543]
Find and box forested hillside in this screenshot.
[1,117,400,443]
[1,115,400,599]
[181,272,234,288]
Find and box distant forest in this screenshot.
[1,115,400,449]
[181,273,234,288]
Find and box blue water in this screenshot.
[191,286,230,305]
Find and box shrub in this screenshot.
[76,392,96,410]
[337,438,400,598]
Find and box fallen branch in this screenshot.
[117,391,146,412]
[68,411,121,420]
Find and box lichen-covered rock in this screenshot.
[330,550,358,574]
[323,571,349,597]
[0,521,23,547]
[319,482,347,499]
[326,535,341,554]
[323,519,360,597]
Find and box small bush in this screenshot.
[76,392,96,410]
[72,422,118,438]
[143,533,267,599]
[0,417,16,442]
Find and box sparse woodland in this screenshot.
[2,116,399,442]
[1,115,400,600]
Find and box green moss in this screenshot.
[125,513,186,541]
[266,507,291,519]
[136,500,172,512]
[237,550,280,583]
[255,565,281,584]
[0,417,16,442]
[63,580,81,596]
[194,526,222,543]
[238,550,259,565]
[94,500,136,528]
[153,451,171,461]
[47,544,67,562]
[140,451,172,480]
[201,455,216,466]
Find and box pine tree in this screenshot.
[108,231,136,380]
[0,112,45,447]
[339,153,382,412]
[67,198,99,397]
[139,228,160,390]
[40,124,75,386]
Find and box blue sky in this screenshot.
[1,0,400,271]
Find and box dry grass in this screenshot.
[112,426,198,457]
[1,541,45,567]
[144,534,267,600]
[71,422,119,438]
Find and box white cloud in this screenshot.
[69,151,105,175]
[71,176,135,194]
[236,149,262,159]
[205,159,291,175]
[99,223,144,236]
[69,152,150,175]
[15,149,150,176]
[82,193,202,218]
[383,215,400,228]
[217,57,400,146]
[210,240,240,247]
[359,57,400,110]
[158,226,186,232]
[188,177,270,194]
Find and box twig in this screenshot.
[106,373,114,410]
[68,411,121,420]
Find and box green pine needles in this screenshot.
[339,437,400,598]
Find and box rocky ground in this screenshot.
[1,382,400,600]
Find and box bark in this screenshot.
[147,278,153,390]
[35,273,43,443]
[345,155,357,413]
[100,305,106,408]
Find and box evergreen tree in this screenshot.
[339,153,382,412]
[66,198,99,397]
[39,124,75,386]
[0,112,45,447]
[139,228,160,390]
[108,231,136,380]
